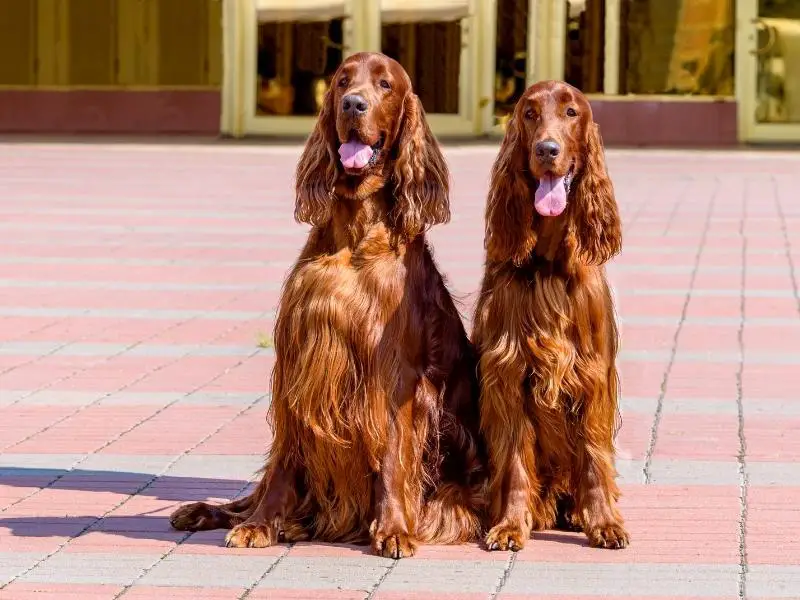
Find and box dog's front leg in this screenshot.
[370,377,432,559]
[224,460,302,548]
[573,375,629,550]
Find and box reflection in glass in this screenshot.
[494,0,529,128]
[755,0,800,123]
[564,0,605,93]
[382,21,462,115]
[619,0,734,95]
[255,20,343,116]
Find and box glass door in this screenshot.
[738,0,800,142]
[236,0,360,136]
[363,0,487,136]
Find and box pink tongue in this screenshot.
[534,174,567,216]
[338,141,373,170]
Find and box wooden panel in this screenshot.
[37,0,69,85]
[156,0,209,86]
[66,0,117,86]
[116,0,148,85]
[0,1,37,85]
[207,0,223,87]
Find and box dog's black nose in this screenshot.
[535,140,561,160]
[342,94,368,117]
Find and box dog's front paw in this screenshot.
[225,522,281,548]
[370,523,417,559]
[586,521,629,549]
[485,523,527,551]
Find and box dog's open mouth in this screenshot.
[338,134,385,172]
[534,163,574,217]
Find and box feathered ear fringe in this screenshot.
[569,122,621,265]
[390,93,450,238]
[294,87,339,227]
[484,116,537,266]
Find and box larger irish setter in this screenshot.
[473,81,628,551]
[170,53,485,558]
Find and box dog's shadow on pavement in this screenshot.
[0,466,593,551]
[0,466,258,548]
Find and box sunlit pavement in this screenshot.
[1,142,799,599]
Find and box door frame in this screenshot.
[224,0,490,137]
[737,0,800,142]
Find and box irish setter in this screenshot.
[472,81,628,551]
[170,52,485,558]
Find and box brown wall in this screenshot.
[0,90,738,147]
[0,90,220,135]
[591,98,738,147]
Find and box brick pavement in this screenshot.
[0,142,799,599]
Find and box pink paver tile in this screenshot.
[616,294,687,318]
[124,588,244,600]
[684,295,741,319]
[691,271,744,289]
[747,487,800,565]
[665,361,739,398]
[746,297,800,319]
[614,413,652,461]
[746,417,800,461]
[499,597,732,600]
[676,324,739,352]
[250,591,368,600]
[742,364,800,399]
[652,414,740,460]
[374,594,486,600]
[121,356,247,393]
[6,405,160,454]
[513,485,739,564]
[98,405,243,454]
[618,360,669,398]
[619,324,677,351]
[0,406,81,448]
[64,531,180,553]
[193,409,270,455]
[0,583,123,600]
[743,324,800,353]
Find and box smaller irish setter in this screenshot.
[473,80,628,551]
[170,52,485,558]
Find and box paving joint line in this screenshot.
[0,349,266,591]
[661,180,691,236]
[488,549,518,600]
[736,180,749,600]
[2,287,263,421]
[0,302,263,510]
[643,181,716,483]
[0,308,97,403]
[364,555,400,600]
[114,406,267,600]
[238,542,296,600]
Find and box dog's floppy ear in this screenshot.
[569,122,621,265]
[485,115,537,266]
[294,86,339,226]
[391,93,450,238]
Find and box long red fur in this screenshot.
[170,52,485,558]
[473,80,629,551]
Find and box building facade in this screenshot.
[0,0,797,145]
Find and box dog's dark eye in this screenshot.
[337,77,348,88]
[566,107,578,117]
[379,79,391,90]
[524,108,535,120]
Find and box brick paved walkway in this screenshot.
[0,142,799,599]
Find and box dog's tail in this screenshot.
[416,480,486,544]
